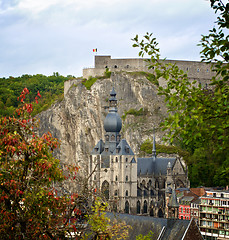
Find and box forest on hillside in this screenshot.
[0,73,75,117]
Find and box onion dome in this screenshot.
[104,87,122,133]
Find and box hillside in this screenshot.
[0,73,75,117]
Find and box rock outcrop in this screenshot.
[38,72,170,171]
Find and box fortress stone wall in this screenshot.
[83,55,215,80]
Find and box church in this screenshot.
[89,87,190,218]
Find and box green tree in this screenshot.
[132,0,229,187]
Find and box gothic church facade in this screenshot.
[89,87,189,217]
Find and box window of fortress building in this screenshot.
[126,176,128,182]
[126,190,128,196]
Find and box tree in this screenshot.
[0,88,130,239]
[0,88,82,239]
[132,0,229,187]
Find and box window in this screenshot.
[105,135,109,141]
[105,148,108,152]
[115,190,118,196]
[114,65,118,68]
[115,157,118,162]
[111,135,115,141]
[126,176,128,182]
[126,158,128,162]
[126,190,128,196]
[115,175,118,181]
[197,68,200,72]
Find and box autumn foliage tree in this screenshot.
[0,88,131,240]
[0,88,82,239]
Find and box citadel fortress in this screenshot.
[83,55,215,80]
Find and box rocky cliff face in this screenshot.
[38,72,169,171]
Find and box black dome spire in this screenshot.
[104,87,122,133]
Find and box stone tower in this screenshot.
[89,87,137,214]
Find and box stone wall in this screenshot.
[83,55,215,81]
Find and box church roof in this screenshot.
[137,156,176,176]
[113,139,134,155]
[91,139,104,154]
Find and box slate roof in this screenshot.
[137,156,176,176]
[91,139,104,154]
[112,139,134,155]
[105,213,202,240]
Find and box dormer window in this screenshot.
[105,135,109,141]
[116,148,120,153]
[105,148,108,152]
[126,147,130,153]
[111,135,115,141]
[95,148,98,152]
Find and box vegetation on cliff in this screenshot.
[133,0,229,187]
[0,73,74,117]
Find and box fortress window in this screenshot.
[186,67,189,71]
[114,65,118,68]
[105,135,109,141]
[115,175,118,181]
[105,148,108,152]
[197,68,200,72]
[115,190,118,196]
[126,158,128,162]
[105,66,108,68]
[126,190,128,196]
[115,157,118,162]
[94,175,96,180]
[111,135,115,141]
[126,176,128,182]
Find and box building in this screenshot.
[199,190,229,239]
[107,213,204,240]
[89,86,189,217]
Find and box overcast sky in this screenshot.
[0,0,217,78]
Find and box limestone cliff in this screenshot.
[38,72,169,171]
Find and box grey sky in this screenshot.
[0,0,217,78]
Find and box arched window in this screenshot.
[126,176,128,182]
[115,157,118,162]
[114,190,118,196]
[143,200,148,214]
[137,201,141,214]
[125,201,129,214]
[126,190,128,197]
[126,158,128,162]
[115,175,118,181]
[101,181,109,200]
[142,180,146,187]
[111,135,115,141]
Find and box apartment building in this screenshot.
[199,190,229,239]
